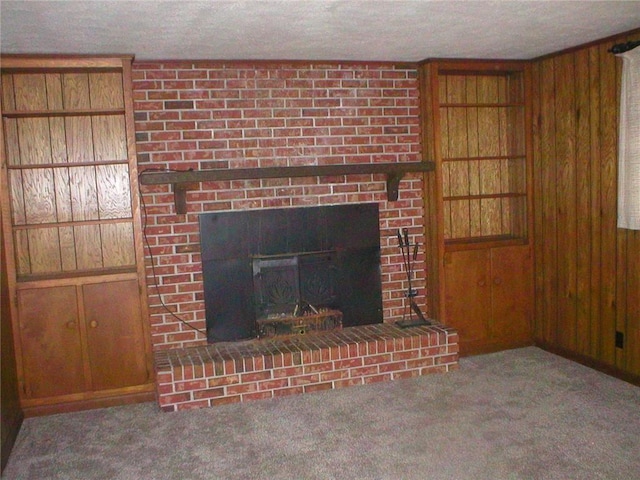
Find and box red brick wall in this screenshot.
[132,61,426,351]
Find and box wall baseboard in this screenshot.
[536,341,640,387]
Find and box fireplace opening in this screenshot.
[252,250,344,338]
[199,204,383,343]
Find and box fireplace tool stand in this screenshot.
[395,228,431,328]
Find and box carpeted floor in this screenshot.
[3,347,639,480]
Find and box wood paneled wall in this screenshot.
[531,32,640,378]
[1,208,23,472]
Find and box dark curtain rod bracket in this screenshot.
[609,40,640,54]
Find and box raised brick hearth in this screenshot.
[154,323,458,411]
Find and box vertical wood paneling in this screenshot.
[588,45,603,359]
[69,166,99,221]
[88,72,124,109]
[533,33,640,377]
[59,226,77,271]
[92,115,127,161]
[574,48,593,356]
[554,54,577,351]
[96,164,132,219]
[27,228,61,274]
[531,62,545,342]
[624,230,640,373]
[539,57,559,344]
[62,74,91,109]
[12,74,47,110]
[12,231,30,276]
[74,225,103,270]
[100,223,135,268]
[598,42,618,366]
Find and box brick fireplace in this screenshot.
[132,60,458,410]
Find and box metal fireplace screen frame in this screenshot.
[199,204,383,343]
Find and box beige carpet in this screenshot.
[3,347,639,480]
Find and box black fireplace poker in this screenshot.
[395,228,431,328]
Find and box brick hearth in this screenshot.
[154,323,458,411]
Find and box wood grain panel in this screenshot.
[27,227,62,274]
[531,61,545,342]
[1,73,16,110]
[624,230,640,374]
[48,117,68,163]
[588,45,603,359]
[554,53,577,351]
[73,224,103,270]
[21,169,57,224]
[445,75,466,103]
[532,33,640,377]
[83,280,148,390]
[58,226,77,272]
[53,167,73,222]
[447,107,470,238]
[92,115,127,161]
[12,74,47,110]
[89,72,124,109]
[465,79,482,236]
[574,47,593,356]
[45,74,63,110]
[538,57,559,345]
[65,117,95,163]
[480,198,501,236]
[476,75,499,103]
[96,164,131,219]
[17,286,86,398]
[490,245,532,342]
[62,73,91,109]
[100,223,135,268]
[13,230,31,276]
[477,107,501,157]
[17,118,51,165]
[7,171,26,226]
[439,104,452,238]
[444,249,491,349]
[598,42,618,366]
[2,118,20,166]
[69,166,99,221]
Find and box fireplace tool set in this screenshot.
[395,228,431,328]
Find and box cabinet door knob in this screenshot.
[66,321,77,329]
[478,280,486,287]
[89,320,98,328]
[493,277,502,285]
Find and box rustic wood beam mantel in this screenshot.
[139,162,434,214]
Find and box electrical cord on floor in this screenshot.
[138,168,207,338]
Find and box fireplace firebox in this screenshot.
[199,204,383,342]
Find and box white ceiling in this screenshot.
[1,1,639,62]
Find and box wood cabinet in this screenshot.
[421,60,534,355]
[444,246,532,354]
[17,279,149,400]
[0,56,154,415]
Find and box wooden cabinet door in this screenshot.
[17,286,86,398]
[82,280,149,391]
[490,245,533,343]
[444,249,491,352]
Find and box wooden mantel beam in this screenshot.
[139,162,434,213]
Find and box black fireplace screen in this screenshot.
[199,204,383,342]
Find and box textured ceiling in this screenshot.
[1,1,640,62]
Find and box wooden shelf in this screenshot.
[442,155,526,163]
[7,159,129,169]
[439,102,524,108]
[443,192,526,201]
[138,162,435,213]
[2,108,125,118]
